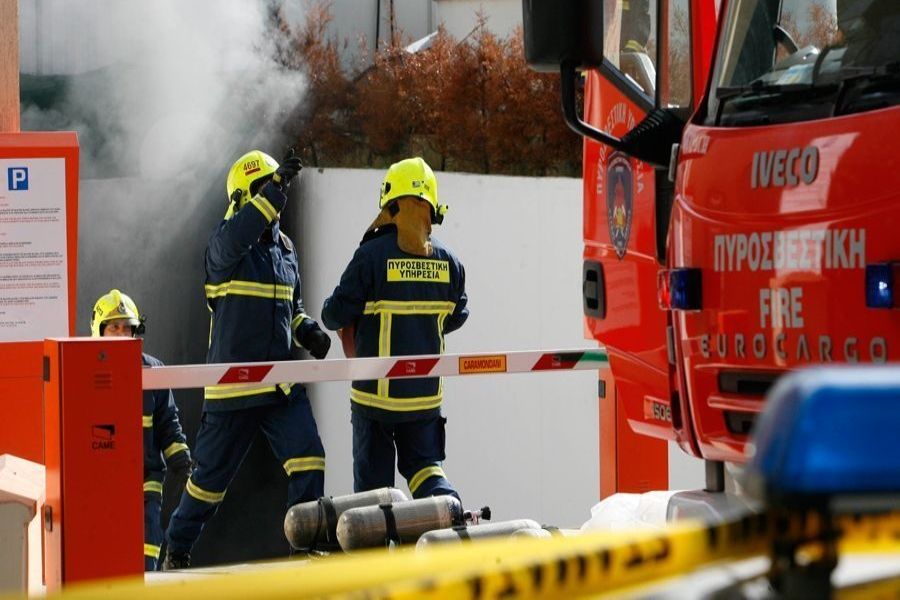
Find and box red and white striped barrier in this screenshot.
[142,348,608,390]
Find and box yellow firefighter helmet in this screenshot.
[225,150,280,217]
[379,157,448,224]
[90,289,145,337]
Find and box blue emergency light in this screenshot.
[865,263,896,308]
[669,268,702,311]
[748,366,900,502]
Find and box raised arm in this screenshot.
[207,183,287,273]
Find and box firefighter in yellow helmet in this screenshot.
[164,150,329,569]
[621,0,651,53]
[91,289,190,571]
[322,157,467,502]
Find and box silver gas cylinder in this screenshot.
[284,487,409,550]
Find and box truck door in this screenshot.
[583,0,696,459]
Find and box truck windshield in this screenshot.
[707,0,900,126]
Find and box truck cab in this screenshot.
[524,0,899,468]
[671,0,900,462]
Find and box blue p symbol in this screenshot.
[8,167,29,191]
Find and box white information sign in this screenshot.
[0,158,69,340]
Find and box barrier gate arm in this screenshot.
[142,348,608,390]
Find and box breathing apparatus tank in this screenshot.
[284,487,410,550]
[511,527,580,539]
[336,495,464,551]
[511,528,554,539]
[415,518,543,549]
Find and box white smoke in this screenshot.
[20,0,308,180]
[18,0,315,362]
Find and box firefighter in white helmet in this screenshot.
[163,150,329,569]
[322,157,467,502]
[91,289,190,571]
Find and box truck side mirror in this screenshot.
[523,0,683,168]
[522,0,605,72]
[523,0,630,153]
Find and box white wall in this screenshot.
[294,168,600,528]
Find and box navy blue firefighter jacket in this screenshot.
[204,181,322,411]
[322,225,468,422]
[142,353,188,491]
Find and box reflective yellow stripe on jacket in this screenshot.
[204,383,277,401]
[163,442,189,459]
[204,382,292,401]
[437,313,449,353]
[291,313,307,346]
[350,387,443,412]
[142,415,153,428]
[363,300,456,316]
[205,279,292,301]
[377,312,393,398]
[361,300,454,408]
[250,194,279,223]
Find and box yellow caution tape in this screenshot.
[33,511,900,600]
[837,512,900,554]
[836,574,900,600]
[34,515,767,600]
[361,514,772,600]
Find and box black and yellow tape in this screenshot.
[836,574,900,600]
[31,511,900,600]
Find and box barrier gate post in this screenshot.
[43,337,143,590]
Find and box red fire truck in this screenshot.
[524,0,900,487]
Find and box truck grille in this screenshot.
[717,371,780,396]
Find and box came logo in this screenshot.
[7,167,29,191]
[91,424,116,450]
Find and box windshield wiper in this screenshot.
[715,81,835,125]
[716,81,813,101]
[838,61,900,82]
[834,61,900,115]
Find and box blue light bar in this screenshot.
[866,263,896,309]
[669,268,702,310]
[748,367,900,500]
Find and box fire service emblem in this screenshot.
[606,152,634,258]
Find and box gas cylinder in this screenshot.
[336,495,463,551]
[284,487,409,550]
[511,527,580,539]
[511,528,553,539]
[415,518,542,549]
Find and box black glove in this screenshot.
[167,448,193,479]
[303,326,331,360]
[273,156,303,189]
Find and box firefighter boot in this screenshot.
[162,549,191,570]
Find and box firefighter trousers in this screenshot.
[144,491,162,571]
[165,393,325,553]
[351,412,459,501]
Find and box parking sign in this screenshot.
[7,166,29,191]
